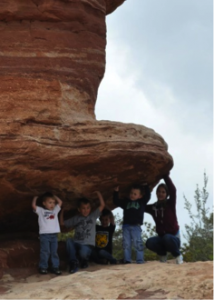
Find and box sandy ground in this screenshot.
[0,260,213,299]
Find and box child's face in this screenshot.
[43,197,56,210]
[129,188,142,201]
[157,187,167,201]
[100,216,110,227]
[78,203,91,217]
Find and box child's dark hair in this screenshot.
[156,183,169,198]
[131,184,143,194]
[40,192,55,202]
[100,208,112,219]
[77,198,91,208]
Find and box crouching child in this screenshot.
[93,208,117,264]
[60,191,105,274]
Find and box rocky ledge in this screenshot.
[0,261,213,299]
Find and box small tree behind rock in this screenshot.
[182,172,213,261]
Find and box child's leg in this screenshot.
[39,234,50,269]
[98,249,117,264]
[78,244,92,261]
[146,236,166,256]
[122,225,132,263]
[131,226,144,263]
[50,233,60,268]
[66,239,78,262]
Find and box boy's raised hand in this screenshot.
[32,196,38,211]
[54,195,63,207]
[114,186,119,192]
[93,191,102,197]
[93,191,105,212]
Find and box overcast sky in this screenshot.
[95,0,213,239]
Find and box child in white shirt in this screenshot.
[32,192,62,275]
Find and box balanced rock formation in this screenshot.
[0,0,173,233]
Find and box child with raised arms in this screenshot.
[145,173,183,264]
[32,192,62,275]
[94,208,117,264]
[60,191,105,273]
[113,183,151,264]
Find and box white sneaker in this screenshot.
[176,254,183,264]
[159,255,167,263]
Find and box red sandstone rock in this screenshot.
[0,0,173,233]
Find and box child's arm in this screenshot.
[142,183,151,204]
[59,207,65,227]
[163,173,176,204]
[145,204,153,215]
[113,186,125,208]
[59,203,74,227]
[109,212,115,226]
[94,191,105,212]
[32,196,38,211]
[54,195,63,207]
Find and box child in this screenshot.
[32,192,62,275]
[113,184,150,264]
[60,191,105,274]
[94,208,117,264]
[145,173,183,264]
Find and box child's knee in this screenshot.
[135,239,143,251]
[122,240,130,250]
[162,234,174,244]
[145,238,154,250]
[79,247,91,260]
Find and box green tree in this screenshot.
[182,173,213,262]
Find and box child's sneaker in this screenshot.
[50,268,62,275]
[110,258,117,264]
[123,260,131,264]
[39,268,48,275]
[69,260,79,274]
[81,260,89,269]
[159,255,167,263]
[176,254,183,264]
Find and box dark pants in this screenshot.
[66,239,93,262]
[146,233,181,257]
[39,233,59,269]
[92,248,116,264]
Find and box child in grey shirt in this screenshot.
[60,191,105,273]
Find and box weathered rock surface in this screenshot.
[0,261,213,299]
[0,0,173,233]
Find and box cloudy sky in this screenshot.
[95,0,213,239]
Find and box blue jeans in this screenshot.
[66,239,93,262]
[39,233,59,269]
[123,225,144,263]
[146,233,181,257]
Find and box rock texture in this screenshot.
[0,0,173,233]
[0,261,213,299]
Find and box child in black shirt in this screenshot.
[113,184,150,263]
[94,209,117,264]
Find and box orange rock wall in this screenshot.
[0,0,173,233]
